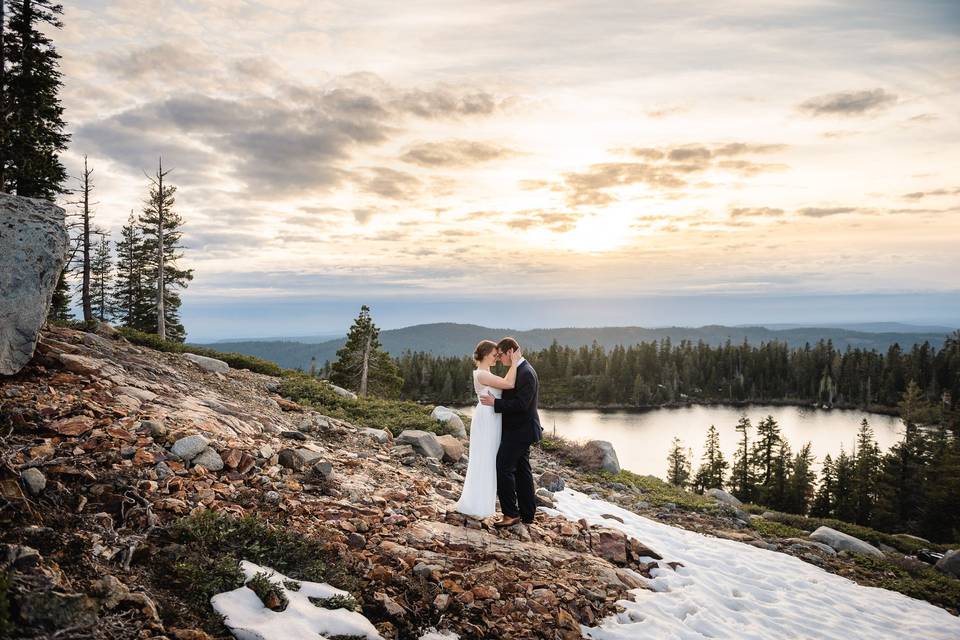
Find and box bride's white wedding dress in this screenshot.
[455,369,502,518]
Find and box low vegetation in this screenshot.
[160,510,356,626]
[310,594,361,612]
[279,373,468,436]
[118,327,284,376]
[0,570,12,637]
[757,511,951,555]
[851,554,960,613]
[246,571,288,611]
[749,518,807,539]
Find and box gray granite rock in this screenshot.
[192,448,224,472]
[585,440,621,474]
[431,406,467,438]
[182,352,229,373]
[935,549,960,578]
[0,194,69,375]
[810,526,882,557]
[705,488,742,507]
[21,468,47,495]
[397,430,444,459]
[171,434,209,461]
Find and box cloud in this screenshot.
[729,207,785,217]
[400,139,519,167]
[558,142,788,207]
[797,206,860,217]
[506,210,581,232]
[356,167,422,201]
[902,187,960,199]
[797,88,897,117]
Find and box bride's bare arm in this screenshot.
[476,350,522,390]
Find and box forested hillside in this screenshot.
[202,323,954,372]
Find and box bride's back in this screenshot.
[473,369,503,400]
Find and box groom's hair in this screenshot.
[497,337,520,353]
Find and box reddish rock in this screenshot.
[592,528,628,565]
[48,415,95,436]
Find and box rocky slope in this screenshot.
[1,325,957,639]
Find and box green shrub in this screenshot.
[278,374,467,436]
[161,510,357,619]
[310,594,360,612]
[117,327,283,376]
[750,518,806,539]
[584,468,717,512]
[853,553,960,612]
[246,571,288,611]
[756,511,952,555]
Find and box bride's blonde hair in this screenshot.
[473,340,497,364]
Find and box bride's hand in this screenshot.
[511,348,523,365]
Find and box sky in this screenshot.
[56,1,960,341]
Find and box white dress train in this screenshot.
[455,370,502,518]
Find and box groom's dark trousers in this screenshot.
[494,360,543,521]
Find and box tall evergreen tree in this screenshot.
[111,212,151,330]
[833,446,857,521]
[786,443,816,515]
[811,453,835,517]
[852,418,882,525]
[875,382,931,531]
[139,158,192,341]
[330,305,403,398]
[1,0,68,197]
[693,425,728,492]
[666,437,692,488]
[72,154,96,322]
[89,229,111,321]
[731,415,755,502]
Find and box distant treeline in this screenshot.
[392,334,960,410]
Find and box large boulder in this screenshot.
[585,440,621,474]
[809,526,883,557]
[182,352,229,373]
[0,194,69,375]
[705,488,742,507]
[537,470,565,493]
[327,382,357,399]
[935,549,960,578]
[435,434,465,463]
[396,430,444,460]
[431,406,467,438]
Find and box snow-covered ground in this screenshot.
[211,561,381,640]
[547,490,960,639]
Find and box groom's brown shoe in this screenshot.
[493,516,520,528]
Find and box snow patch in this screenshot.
[419,630,460,639]
[211,560,381,640]
[547,490,960,639]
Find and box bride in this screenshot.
[455,340,522,518]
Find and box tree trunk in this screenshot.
[156,157,166,341]
[1,0,7,190]
[359,330,371,397]
[81,155,92,322]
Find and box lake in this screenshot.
[468,404,903,479]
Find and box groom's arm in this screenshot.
[494,368,535,415]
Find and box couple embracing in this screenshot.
[455,337,543,528]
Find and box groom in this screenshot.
[480,337,543,527]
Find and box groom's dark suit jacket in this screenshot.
[494,360,543,446]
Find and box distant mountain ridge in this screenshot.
[197,323,955,372]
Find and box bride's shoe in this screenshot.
[493,515,520,528]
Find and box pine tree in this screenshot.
[811,453,835,517]
[731,415,756,502]
[666,437,692,488]
[852,418,881,525]
[875,381,931,531]
[139,158,192,341]
[833,446,857,521]
[1,0,68,198]
[47,269,72,321]
[693,425,728,491]
[786,443,816,515]
[111,212,151,330]
[89,229,111,321]
[330,305,403,398]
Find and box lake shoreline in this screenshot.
[450,398,901,418]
